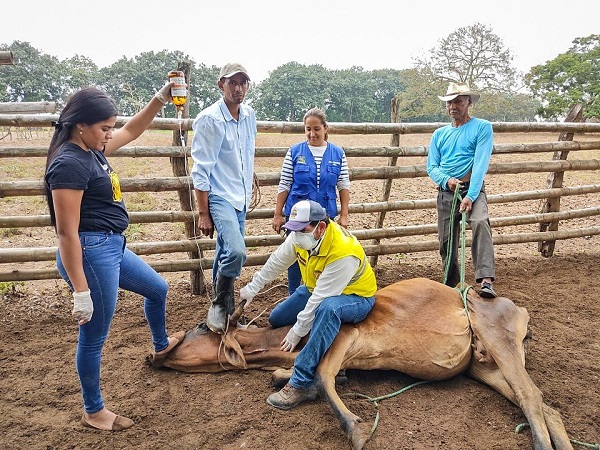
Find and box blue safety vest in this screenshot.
[284,141,343,218]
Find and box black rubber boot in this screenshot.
[207,273,235,334]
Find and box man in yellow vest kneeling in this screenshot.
[239,200,377,409]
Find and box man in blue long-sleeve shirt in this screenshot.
[190,63,257,332]
[426,82,497,298]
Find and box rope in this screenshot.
[515,423,599,449]
[179,118,213,301]
[342,380,430,443]
[441,187,473,315]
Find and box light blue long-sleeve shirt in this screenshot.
[190,98,257,211]
[426,117,493,202]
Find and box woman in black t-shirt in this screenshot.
[45,85,184,431]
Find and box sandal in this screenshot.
[150,330,186,366]
[81,414,134,431]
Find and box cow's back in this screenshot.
[339,278,473,380]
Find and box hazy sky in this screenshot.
[2,0,598,82]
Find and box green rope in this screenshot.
[441,187,472,316]
[343,381,430,443]
[442,187,463,286]
[515,422,599,449]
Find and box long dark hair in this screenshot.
[45,88,118,227]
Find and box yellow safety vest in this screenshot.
[295,222,377,297]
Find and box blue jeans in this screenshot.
[208,193,247,282]
[269,285,375,388]
[57,231,169,414]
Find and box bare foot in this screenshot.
[81,407,134,431]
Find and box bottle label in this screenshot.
[169,75,185,85]
[171,84,187,97]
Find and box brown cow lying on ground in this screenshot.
[148,278,572,450]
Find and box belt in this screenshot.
[438,182,470,193]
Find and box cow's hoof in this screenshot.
[350,421,373,450]
[271,368,293,388]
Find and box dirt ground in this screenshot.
[0,130,599,450]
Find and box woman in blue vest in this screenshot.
[272,107,351,295]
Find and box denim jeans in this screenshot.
[269,285,375,388]
[437,189,495,287]
[57,231,169,414]
[208,193,247,283]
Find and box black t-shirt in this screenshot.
[45,142,129,233]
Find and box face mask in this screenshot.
[293,229,320,251]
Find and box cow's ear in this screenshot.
[223,333,248,369]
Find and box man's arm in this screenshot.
[465,121,493,201]
[243,234,298,296]
[426,132,451,189]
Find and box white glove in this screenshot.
[154,82,173,105]
[72,290,93,325]
[239,286,255,309]
[281,328,302,352]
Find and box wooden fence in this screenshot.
[1,113,599,294]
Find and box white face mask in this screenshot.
[293,229,320,250]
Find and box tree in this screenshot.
[525,34,600,119]
[326,67,378,122]
[0,41,63,102]
[391,69,448,122]
[249,62,330,121]
[415,23,519,93]
[59,55,100,105]
[368,68,410,122]
[98,50,195,116]
[189,63,222,118]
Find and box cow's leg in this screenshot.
[315,327,371,450]
[469,297,563,450]
[469,358,573,450]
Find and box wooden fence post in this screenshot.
[0,51,14,65]
[169,62,206,295]
[538,104,584,257]
[369,96,400,267]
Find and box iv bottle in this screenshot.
[168,70,187,114]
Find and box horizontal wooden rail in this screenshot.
[2,185,599,228]
[2,114,600,134]
[3,208,599,264]
[2,140,600,159]
[0,102,57,114]
[2,226,599,282]
[1,160,599,198]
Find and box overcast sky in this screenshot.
[2,0,598,83]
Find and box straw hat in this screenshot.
[438,82,480,104]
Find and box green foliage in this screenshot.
[250,62,408,122]
[525,34,600,119]
[0,281,24,295]
[0,33,583,123]
[250,62,331,121]
[0,41,64,102]
[98,50,195,116]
